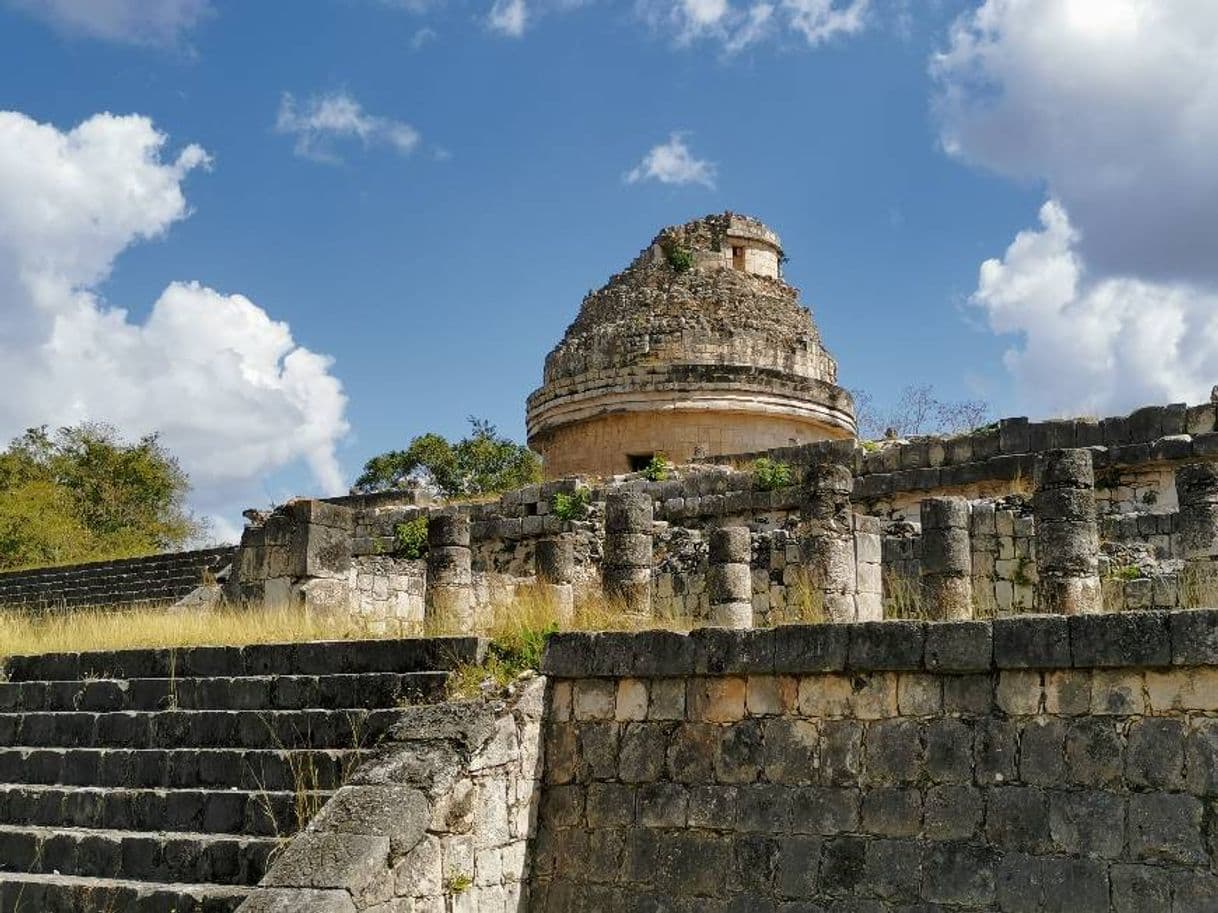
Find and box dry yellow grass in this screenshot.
[0,602,375,666]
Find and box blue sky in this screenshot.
[1,1,1215,537]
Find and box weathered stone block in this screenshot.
[1170,608,1218,665]
[924,785,982,841]
[816,720,862,786]
[924,621,992,673]
[604,492,654,533]
[993,615,1071,669]
[714,719,764,783]
[995,852,1043,913]
[1110,864,1173,913]
[1065,717,1124,787]
[974,718,1018,785]
[942,673,993,715]
[847,621,925,671]
[1048,789,1125,858]
[1040,857,1109,913]
[771,624,849,673]
[921,841,997,906]
[1127,792,1206,865]
[863,719,923,785]
[985,786,1051,853]
[1069,611,1171,667]
[1125,717,1186,789]
[1019,717,1065,786]
[859,787,922,837]
[618,722,668,783]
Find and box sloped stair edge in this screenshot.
[237,675,546,913]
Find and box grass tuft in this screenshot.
[0,602,375,667]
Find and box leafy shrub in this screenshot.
[551,488,590,521]
[393,516,429,559]
[665,245,693,272]
[1110,564,1143,581]
[643,454,671,482]
[752,457,792,491]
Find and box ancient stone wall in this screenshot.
[534,611,1218,911]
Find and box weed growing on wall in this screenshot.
[643,454,672,482]
[752,457,793,491]
[551,488,590,521]
[664,245,693,272]
[394,516,429,559]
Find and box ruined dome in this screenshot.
[526,212,856,477]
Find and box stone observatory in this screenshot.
[526,212,856,477]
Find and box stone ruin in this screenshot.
[5,214,1218,913]
[3,214,1218,633]
[220,416,1218,633]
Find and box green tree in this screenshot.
[354,417,542,499]
[0,423,203,571]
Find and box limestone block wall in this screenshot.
[720,402,1218,522]
[534,611,1218,911]
[349,555,425,632]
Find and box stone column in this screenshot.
[603,491,653,616]
[708,526,753,628]
[425,512,473,633]
[802,463,858,622]
[1176,463,1218,604]
[919,497,973,620]
[1034,449,1102,615]
[536,535,575,624]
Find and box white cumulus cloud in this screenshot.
[0,109,348,531]
[933,0,1218,416]
[637,0,869,52]
[6,0,211,46]
[276,91,421,165]
[974,201,1218,417]
[625,133,717,189]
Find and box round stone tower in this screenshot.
[526,212,856,478]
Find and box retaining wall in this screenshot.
[532,610,1218,911]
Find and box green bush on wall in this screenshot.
[665,246,693,272]
[643,454,672,482]
[394,516,429,559]
[551,488,590,521]
[752,457,793,491]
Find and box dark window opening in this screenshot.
[732,245,745,270]
[628,453,654,472]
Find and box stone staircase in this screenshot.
[0,637,484,912]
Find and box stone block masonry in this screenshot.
[603,491,654,616]
[426,511,474,631]
[921,497,973,620]
[535,609,1218,912]
[1035,449,1102,615]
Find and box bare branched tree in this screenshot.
[852,385,990,441]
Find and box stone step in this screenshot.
[0,871,247,913]
[0,671,450,713]
[0,747,364,791]
[0,707,405,750]
[0,784,327,837]
[0,823,278,886]
[1,636,486,682]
